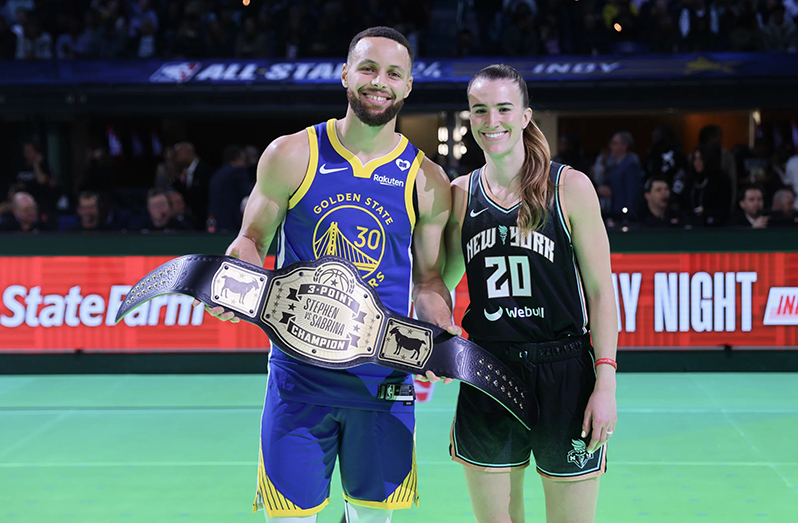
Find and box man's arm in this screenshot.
[226,132,310,265]
[411,157,454,329]
[203,130,310,321]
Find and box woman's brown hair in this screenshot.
[467,64,552,232]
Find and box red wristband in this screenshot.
[594,358,617,370]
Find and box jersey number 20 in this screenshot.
[485,255,533,298]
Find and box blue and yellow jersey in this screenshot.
[269,119,425,411]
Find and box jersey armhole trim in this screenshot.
[405,150,425,230]
[554,163,572,243]
[288,126,319,209]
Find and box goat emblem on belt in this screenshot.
[378,319,433,369]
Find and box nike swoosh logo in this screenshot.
[470,208,488,217]
[484,307,503,322]
[319,164,348,174]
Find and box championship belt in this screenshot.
[115,254,536,430]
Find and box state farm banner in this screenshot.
[1,253,796,353]
[0,256,268,352]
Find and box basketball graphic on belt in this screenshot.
[313,205,385,278]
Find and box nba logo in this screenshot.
[150,62,202,83]
[413,378,435,403]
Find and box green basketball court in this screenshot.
[1,373,796,522]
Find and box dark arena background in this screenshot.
[1,1,797,522]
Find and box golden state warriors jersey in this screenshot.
[269,119,425,410]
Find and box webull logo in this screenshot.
[0,285,203,328]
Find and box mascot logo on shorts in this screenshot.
[567,439,594,469]
[378,319,433,370]
[211,264,267,318]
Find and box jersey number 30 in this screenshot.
[485,255,533,298]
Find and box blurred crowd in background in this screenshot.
[1,0,797,234]
[0,0,796,61]
[1,121,797,234]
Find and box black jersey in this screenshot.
[460,162,588,343]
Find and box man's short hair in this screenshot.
[223,145,243,164]
[78,191,99,203]
[614,131,634,150]
[147,188,169,203]
[644,175,669,193]
[737,185,763,203]
[347,26,414,68]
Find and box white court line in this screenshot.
[1,461,798,468]
[417,407,798,414]
[1,407,797,414]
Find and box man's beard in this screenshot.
[347,88,404,127]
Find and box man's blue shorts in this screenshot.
[252,380,418,517]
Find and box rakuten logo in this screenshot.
[0,285,204,328]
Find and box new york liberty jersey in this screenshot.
[270,119,424,410]
[461,162,588,343]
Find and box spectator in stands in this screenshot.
[689,144,732,226]
[760,2,798,52]
[729,185,769,228]
[768,187,798,226]
[501,2,541,56]
[234,16,269,58]
[0,15,18,59]
[172,12,206,58]
[649,11,682,53]
[172,141,212,228]
[697,124,737,211]
[785,146,798,210]
[603,0,639,29]
[639,175,687,227]
[578,10,612,54]
[10,7,27,59]
[0,182,22,221]
[139,188,192,232]
[55,15,81,59]
[99,8,127,58]
[70,191,107,232]
[729,6,762,51]
[165,189,195,230]
[0,191,52,232]
[643,125,689,211]
[20,14,52,59]
[607,0,643,53]
[16,141,61,215]
[599,131,645,221]
[679,0,720,52]
[130,16,162,58]
[129,0,158,39]
[554,133,591,175]
[206,17,234,57]
[207,145,254,233]
[454,28,478,57]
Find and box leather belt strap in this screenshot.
[114,254,536,430]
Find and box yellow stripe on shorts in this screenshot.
[252,446,329,517]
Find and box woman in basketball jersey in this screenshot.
[443,65,618,523]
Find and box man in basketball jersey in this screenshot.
[203,27,454,523]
